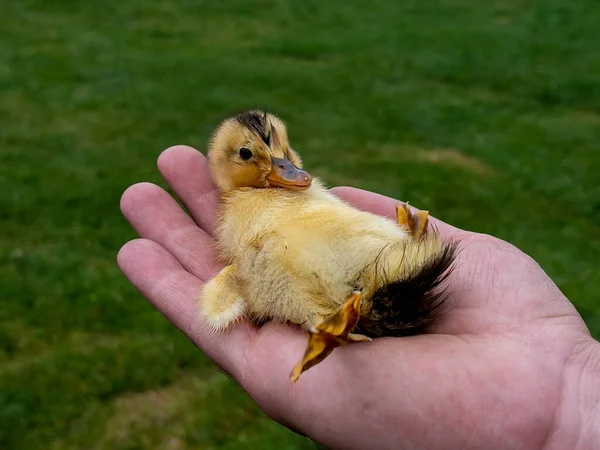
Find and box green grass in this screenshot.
[1,0,599,448]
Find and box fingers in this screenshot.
[120,182,220,282]
[117,238,255,377]
[157,146,220,236]
[117,238,203,336]
[331,186,468,241]
[119,156,258,380]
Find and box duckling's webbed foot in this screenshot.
[397,203,429,240]
[290,291,369,382]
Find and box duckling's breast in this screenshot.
[216,185,412,327]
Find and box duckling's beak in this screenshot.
[266,157,312,191]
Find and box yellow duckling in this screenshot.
[201,110,456,382]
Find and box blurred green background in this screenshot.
[1,0,599,448]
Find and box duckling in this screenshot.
[201,110,457,382]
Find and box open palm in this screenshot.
[118,145,595,450]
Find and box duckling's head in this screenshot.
[207,110,313,193]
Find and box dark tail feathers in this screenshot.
[356,241,458,338]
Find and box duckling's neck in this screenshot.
[221,177,332,204]
[215,178,337,260]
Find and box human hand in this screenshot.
[118,145,599,450]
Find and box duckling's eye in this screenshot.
[239,148,253,161]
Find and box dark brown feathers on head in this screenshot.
[234,110,271,146]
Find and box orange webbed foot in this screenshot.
[290,291,366,382]
[396,202,429,241]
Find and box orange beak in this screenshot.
[266,157,312,191]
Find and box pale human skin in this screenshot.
[118,145,600,450]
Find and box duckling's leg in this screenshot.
[290,291,370,382]
[201,265,245,332]
[397,203,429,240]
